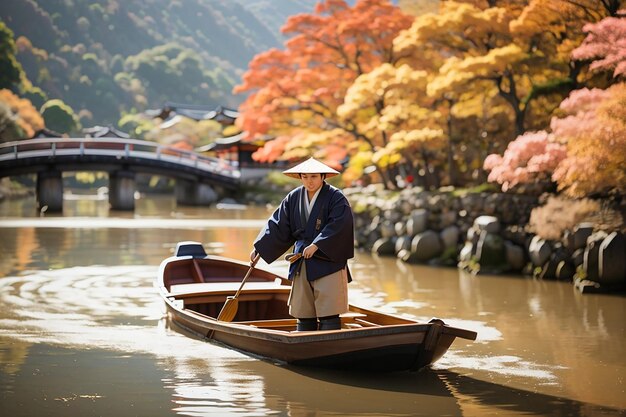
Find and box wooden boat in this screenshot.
[156,241,477,372]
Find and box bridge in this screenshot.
[0,137,241,211]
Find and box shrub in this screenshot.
[528,196,624,240]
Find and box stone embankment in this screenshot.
[345,185,626,294]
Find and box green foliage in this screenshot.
[40,99,80,134]
[266,170,300,189]
[22,85,47,108]
[450,183,499,197]
[0,21,23,89]
[118,113,156,139]
[0,0,290,125]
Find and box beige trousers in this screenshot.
[288,263,349,318]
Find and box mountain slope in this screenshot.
[0,0,306,125]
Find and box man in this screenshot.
[250,157,354,331]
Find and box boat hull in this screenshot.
[157,242,477,372]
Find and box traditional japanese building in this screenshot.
[83,125,130,139]
[146,102,239,126]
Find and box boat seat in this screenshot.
[170,280,291,299]
[234,318,297,328]
[234,313,371,329]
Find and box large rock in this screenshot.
[528,235,551,266]
[406,209,428,236]
[475,231,506,268]
[410,230,443,262]
[440,226,460,250]
[372,237,396,256]
[440,209,458,228]
[556,260,576,281]
[394,221,407,237]
[380,220,396,239]
[395,235,412,255]
[598,232,626,284]
[504,241,526,271]
[571,248,585,268]
[572,223,594,251]
[474,215,500,234]
[539,248,569,280]
[583,232,607,282]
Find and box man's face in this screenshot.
[300,173,323,193]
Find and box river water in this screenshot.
[0,194,624,416]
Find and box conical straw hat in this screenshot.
[282,157,340,178]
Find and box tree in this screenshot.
[483,130,566,192]
[571,14,626,80]
[400,2,566,137]
[338,63,446,187]
[551,83,626,197]
[0,21,23,89]
[40,99,80,135]
[0,89,44,141]
[235,0,414,184]
[484,83,626,198]
[143,116,223,149]
[388,0,621,188]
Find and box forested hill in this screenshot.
[0,0,316,125]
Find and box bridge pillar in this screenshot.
[109,170,136,211]
[176,180,218,206]
[36,170,63,212]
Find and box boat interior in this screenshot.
[162,257,417,332]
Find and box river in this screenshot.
[0,194,624,416]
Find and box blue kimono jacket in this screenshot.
[253,182,354,282]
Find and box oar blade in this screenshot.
[217,296,238,322]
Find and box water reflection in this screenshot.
[0,266,460,416]
[0,195,625,415]
[441,370,626,417]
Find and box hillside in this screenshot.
[0,0,317,126]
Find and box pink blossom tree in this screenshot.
[571,13,626,79]
[484,13,626,197]
[484,84,626,197]
[483,131,566,192]
[551,83,626,197]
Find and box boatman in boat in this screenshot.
[250,157,354,331]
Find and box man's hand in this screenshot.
[250,249,258,263]
[303,243,318,259]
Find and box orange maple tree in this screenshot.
[0,89,44,140]
[234,0,413,176]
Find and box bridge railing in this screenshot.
[0,137,240,179]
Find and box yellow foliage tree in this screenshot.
[339,63,446,186]
[395,0,615,137]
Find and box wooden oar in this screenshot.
[216,253,261,322]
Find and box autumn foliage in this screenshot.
[483,131,566,192]
[571,14,626,79]
[234,0,413,180]
[485,10,626,198]
[551,83,626,197]
[236,0,625,196]
[0,89,44,140]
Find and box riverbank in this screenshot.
[5,174,624,294]
[344,184,626,294]
[0,178,33,202]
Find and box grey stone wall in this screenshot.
[345,185,626,293]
